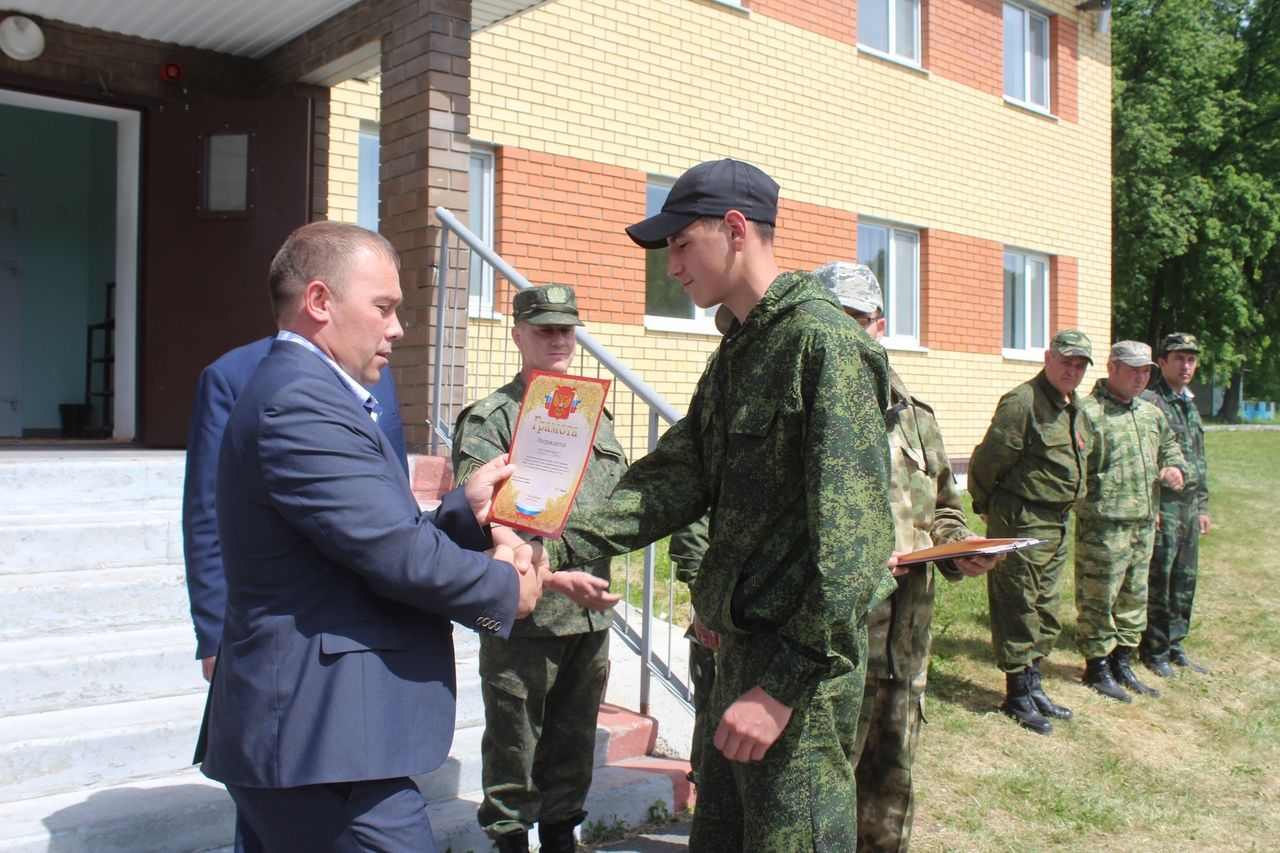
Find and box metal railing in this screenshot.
[431,206,692,715]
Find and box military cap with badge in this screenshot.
[513,285,584,326]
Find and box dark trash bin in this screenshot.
[59,403,91,438]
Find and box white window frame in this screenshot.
[1003,2,1051,113]
[356,121,380,230]
[857,220,921,349]
[858,0,922,68]
[642,176,719,335]
[467,146,496,318]
[1002,249,1050,360]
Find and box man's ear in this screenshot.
[302,280,331,323]
[723,210,750,247]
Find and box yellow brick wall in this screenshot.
[327,78,382,224]
[469,0,1114,459]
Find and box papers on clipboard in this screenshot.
[896,537,1045,567]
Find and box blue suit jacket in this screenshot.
[200,340,517,788]
[182,337,407,659]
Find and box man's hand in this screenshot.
[201,656,216,683]
[1199,514,1211,535]
[490,543,542,617]
[953,535,1002,578]
[546,571,621,611]
[888,551,908,577]
[714,685,792,762]
[464,454,516,524]
[692,610,720,651]
[1160,467,1185,490]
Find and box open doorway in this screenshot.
[0,89,139,441]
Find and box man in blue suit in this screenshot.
[200,221,543,850]
[183,339,406,683]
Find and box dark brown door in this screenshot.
[141,97,311,446]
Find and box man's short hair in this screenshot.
[268,222,399,319]
[691,215,775,244]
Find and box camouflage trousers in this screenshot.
[1141,501,1201,661]
[985,491,1071,672]
[1074,517,1156,659]
[851,667,927,853]
[689,629,865,852]
[477,629,610,838]
[686,634,718,785]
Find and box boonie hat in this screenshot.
[812,261,884,314]
[1050,329,1093,364]
[1159,332,1200,356]
[1110,340,1156,367]
[513,285,583,326]
[625,159,779,250]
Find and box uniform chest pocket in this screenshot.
[729,400,779,437]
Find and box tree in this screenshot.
[1112,0,1280,418]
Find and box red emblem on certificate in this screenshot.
[490,371,611,538]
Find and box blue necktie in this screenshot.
[364,394,383,423]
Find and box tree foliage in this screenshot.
[1113,0,1280,412]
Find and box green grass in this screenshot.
[912,431,1280,851]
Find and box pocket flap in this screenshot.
[729,400,778,436]
[320,623,411,654]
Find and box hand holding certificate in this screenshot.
[490,370,611,538]
[896,537,1045,567]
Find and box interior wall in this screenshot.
[0,104,116,434]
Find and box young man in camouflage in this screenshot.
[968,329,1093,735]
[814,261,1000,851]
[1074,341,1186,703]
[545,159,895,851]
[1140,332,1212,677]
[452,285,626,853]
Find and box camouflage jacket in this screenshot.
[1140,375,1209,514]
[1078,379,1186,522]
[866,368,973,681]
[452,374,627,637]
[549,271,895,708]
[968,370,1090,516]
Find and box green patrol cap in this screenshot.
[512,285,584,326]
[1050,328,1093,364]
[1159,332,1200,356]
[1110,340,1155,367]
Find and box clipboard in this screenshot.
[896,537,1045,567]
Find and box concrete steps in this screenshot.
[0,450,694,852]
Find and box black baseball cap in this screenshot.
[625,158,779,249]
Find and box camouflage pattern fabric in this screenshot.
[452,374,627,838]
[546,272,895,847]
[670,519,715,785]
[1074,379,1185,659]
[852,368,973,852]
[1140,374,1209,660]
[475,631,608,836]
[969,371,1089,672]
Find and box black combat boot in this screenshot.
[1028,659,1073,720]
[494,829,529,853]
[1083,657,1133,702]
[537,821,579,853]
[1000,669,1053,735]
[1171,648,1209,674]
[1143,654,1178,678]
[1109,646,1160,697]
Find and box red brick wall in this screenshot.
[774,199,858,273]
[920,230,1005,354]
[494,149,647,325]
[1051,14,1079,123]
[1050,254,1079,331]
[928,0,1004,97]
[749,0,858,46]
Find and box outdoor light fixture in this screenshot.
[0,15,45,61]
[1075,0,1113,34]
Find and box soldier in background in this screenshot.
[1140,333,1212,677]
[815,261,1000,851]
[452,285,625,853]
[1075,341,1185,703]
[968,330,1093,735]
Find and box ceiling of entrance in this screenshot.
[5,0,542,60]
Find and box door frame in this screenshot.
[0,88,141,440]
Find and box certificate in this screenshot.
[490,370,611,538]
[895,537,1046,567]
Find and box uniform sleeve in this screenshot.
[182,366,235,660]
[1194,418,1209,515]
[1155,412,1187,477]
[669,516,710,584]
[451,404,511,487]
[1079,400,1105,509]
[758,334,894,708]
[967,393,1031,516]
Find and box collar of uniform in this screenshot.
[276,330,374,409]
[1151,373,1195,403]
[1033,369,1075,410]
[1092,377,1138,409]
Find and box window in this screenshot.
[857,221,919,345]
[859,0,921,65]
[1004,2,1050,111]
[1003,250,1049,355]
[356,121,379,230]
[643,177,718,332]
[468,147,496,317]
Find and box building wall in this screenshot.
[328,79,382,224]
[463,0,1114,460]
